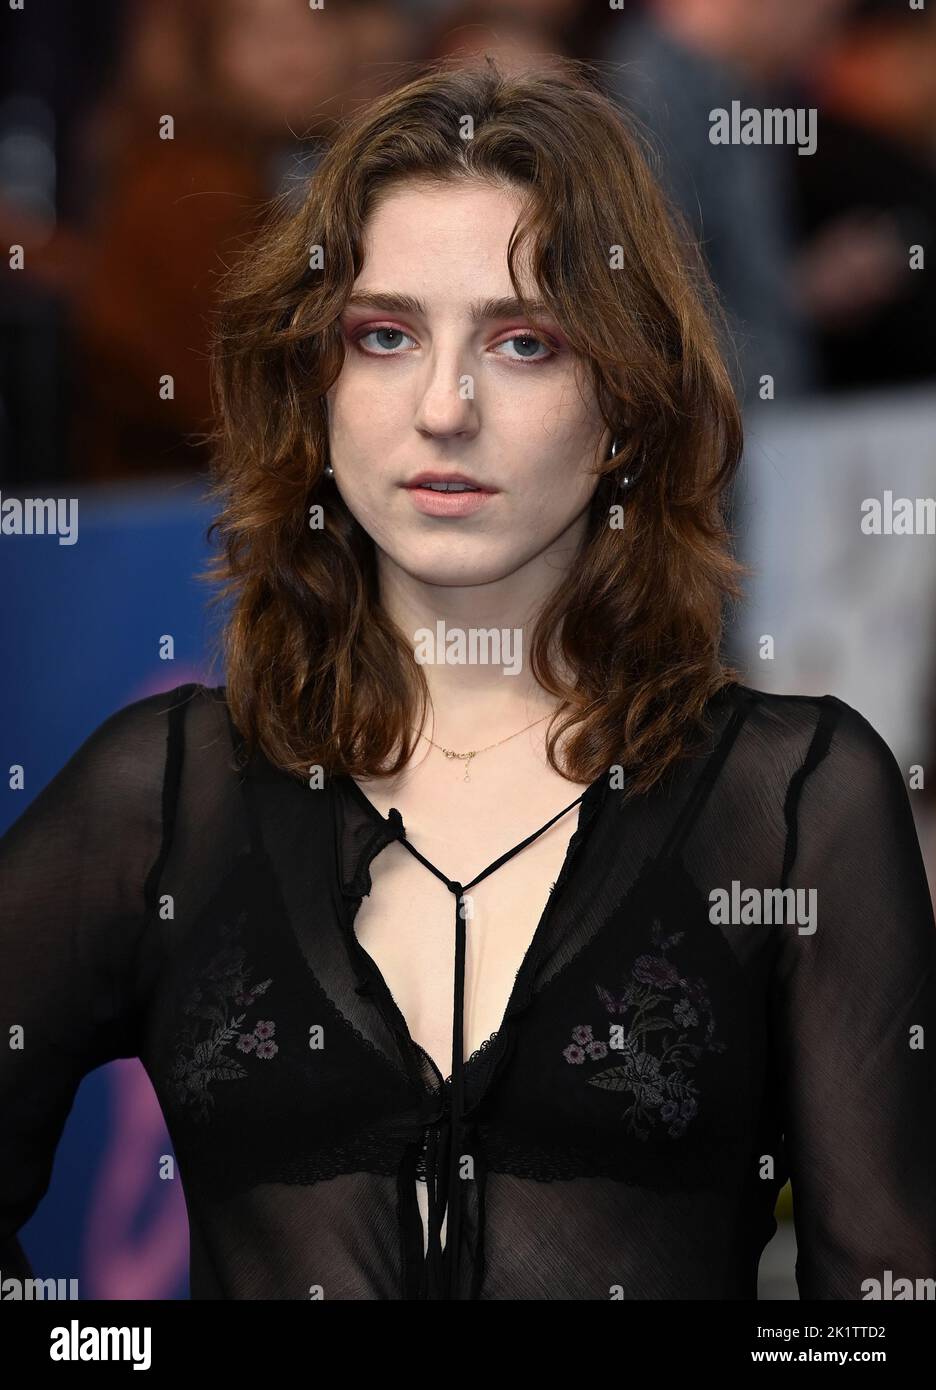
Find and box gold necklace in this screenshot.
[417,713,551,782]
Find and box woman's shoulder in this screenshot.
[80,681,237,795]
[105,679,230,727]
[703,683,919,890]
[0,684,235,891]
[97,679,230,743]
[722,680,906,795]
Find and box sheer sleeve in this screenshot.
[770,696,936,1299]
[0,688,182,1278]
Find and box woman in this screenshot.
[2,59,934,1301]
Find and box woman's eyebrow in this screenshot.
[343,292,554,324]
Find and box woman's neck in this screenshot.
[375,534,584,741]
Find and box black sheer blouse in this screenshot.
[1,681,935,1299]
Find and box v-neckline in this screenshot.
[334,769,611,1094]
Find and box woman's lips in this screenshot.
[404,485,497,518]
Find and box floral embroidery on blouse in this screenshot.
[169,910,277,1121]
[561,917,726,1140]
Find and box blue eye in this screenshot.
[493,335,553,362]
[357,327,415,354]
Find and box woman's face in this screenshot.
[325,178,609,589]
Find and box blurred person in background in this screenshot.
[918,597,936,910]
[423,5,558,73]
[791,0,936,393]
[604,0,870,404]
[0,0,416,482]
[419,0,622,67]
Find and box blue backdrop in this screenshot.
[1,475,223,1299]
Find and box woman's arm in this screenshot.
[0,689,182,1279]
[770,698,936,1299]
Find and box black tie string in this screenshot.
[387,791,588,1299]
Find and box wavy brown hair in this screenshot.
[201,56,748,796]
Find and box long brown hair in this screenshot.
[201,57,747,796]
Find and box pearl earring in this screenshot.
[608,436,638,491]
[324,464,334,477]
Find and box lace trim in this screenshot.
[442,1028,502,1085]
[182,1123,742,1199]
[411,1030,504,1180]
[183,1134,406,1200]
[476,1125,741,1192]
[307,973,416,1088]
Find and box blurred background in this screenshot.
[2,0,935,1300]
